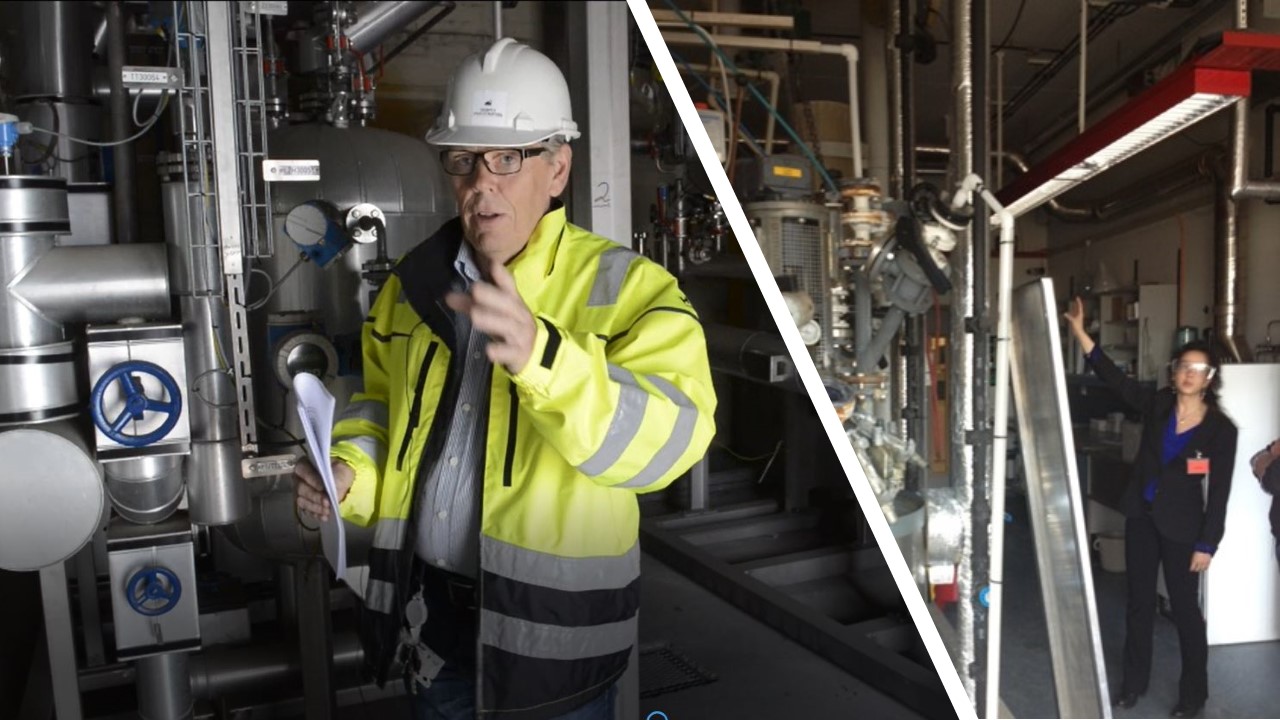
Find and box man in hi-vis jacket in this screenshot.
[294,38,717,720]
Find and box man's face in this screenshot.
[446,143,572,267]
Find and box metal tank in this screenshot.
[252,124,454,448]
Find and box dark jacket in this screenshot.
[1258,457,1280,538]
[1088,348,1237,547]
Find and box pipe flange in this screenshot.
[274,330,338,387]
[346,203,385,245]
[839,180,882,200]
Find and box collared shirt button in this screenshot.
[473,351,482,360]
[462,403,472,413]
[437,510,448,520]
[436,558,447,567]
[448,456,459,467]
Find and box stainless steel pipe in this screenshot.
[137,653,194,720]
[10,243,171,324]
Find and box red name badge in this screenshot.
[1187,457,1210,474]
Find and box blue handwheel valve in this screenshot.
[125,566,183,617]
[90,360,183,447]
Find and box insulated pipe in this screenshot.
[106,1,137,244]
[345,1,442,52]
[188,631,364,700]
[949,0,978,703]
[10,244,171,324]
[859,5,891,186]
[660,32,863,178]
[1217,155,1250,363]
[949,174,1016,720]
[1221,0,1252,362]
[137,653,193,720]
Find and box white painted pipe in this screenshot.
[952,172,1016,720]
[661,31,863,178]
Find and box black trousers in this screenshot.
[1120,514,1208,704]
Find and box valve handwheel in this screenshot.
[125,566,182,617]
[90,361,183,447]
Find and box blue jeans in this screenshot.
[409,662,618,720]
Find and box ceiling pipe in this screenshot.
[659,31,863,178]
[344,1,442,53]
[915,144,1219,222]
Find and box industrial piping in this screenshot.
[658,31,863,179]
[949,0,979,703]
[1221,0,1255,362]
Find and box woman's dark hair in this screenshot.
[1169,339,1222,404]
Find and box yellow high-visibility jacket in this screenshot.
[330,204,716,718]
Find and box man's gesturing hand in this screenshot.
[446,261,536,374]
[294,457,354,522]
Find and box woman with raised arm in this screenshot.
[1064,297,1237,719]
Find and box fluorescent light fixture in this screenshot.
[997,64,1251,218]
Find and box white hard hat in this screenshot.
[426,38,580,148]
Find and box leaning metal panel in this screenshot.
[1008,278,1110,719]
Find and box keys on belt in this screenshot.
[400,590,445,692]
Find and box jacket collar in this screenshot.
[1154,395,1230,462]
[392,201,567,344]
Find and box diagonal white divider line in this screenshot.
[625,2,977,718]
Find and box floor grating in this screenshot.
[638,642,718,699]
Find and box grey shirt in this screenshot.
[413,241,491,577]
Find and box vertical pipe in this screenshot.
[106,1,138,244]
[689,455,709,511]
[970,0,992,709]
[39,563,83,720]
[1221,0,1251,363]
[859,6,891,187]
[898,0,928,494]
[949,0,978,704]
[996,51,1004,188]
[1079,0,1088,133]
[297,559,335,718]
[982,194,1015,720]
[494,0,503,39]
[137,653,194,720]
[843,47,863,179]
[854,271,873,370]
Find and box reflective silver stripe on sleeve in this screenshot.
[480,610,637,660]
[480,537,639,592]
[335,435,387,469]
[577,365,649,478]
[586,246,637,307]
[616,375,698,489]
[339,399,388,428]
[371,518,408,551]
[365,578,397,614]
